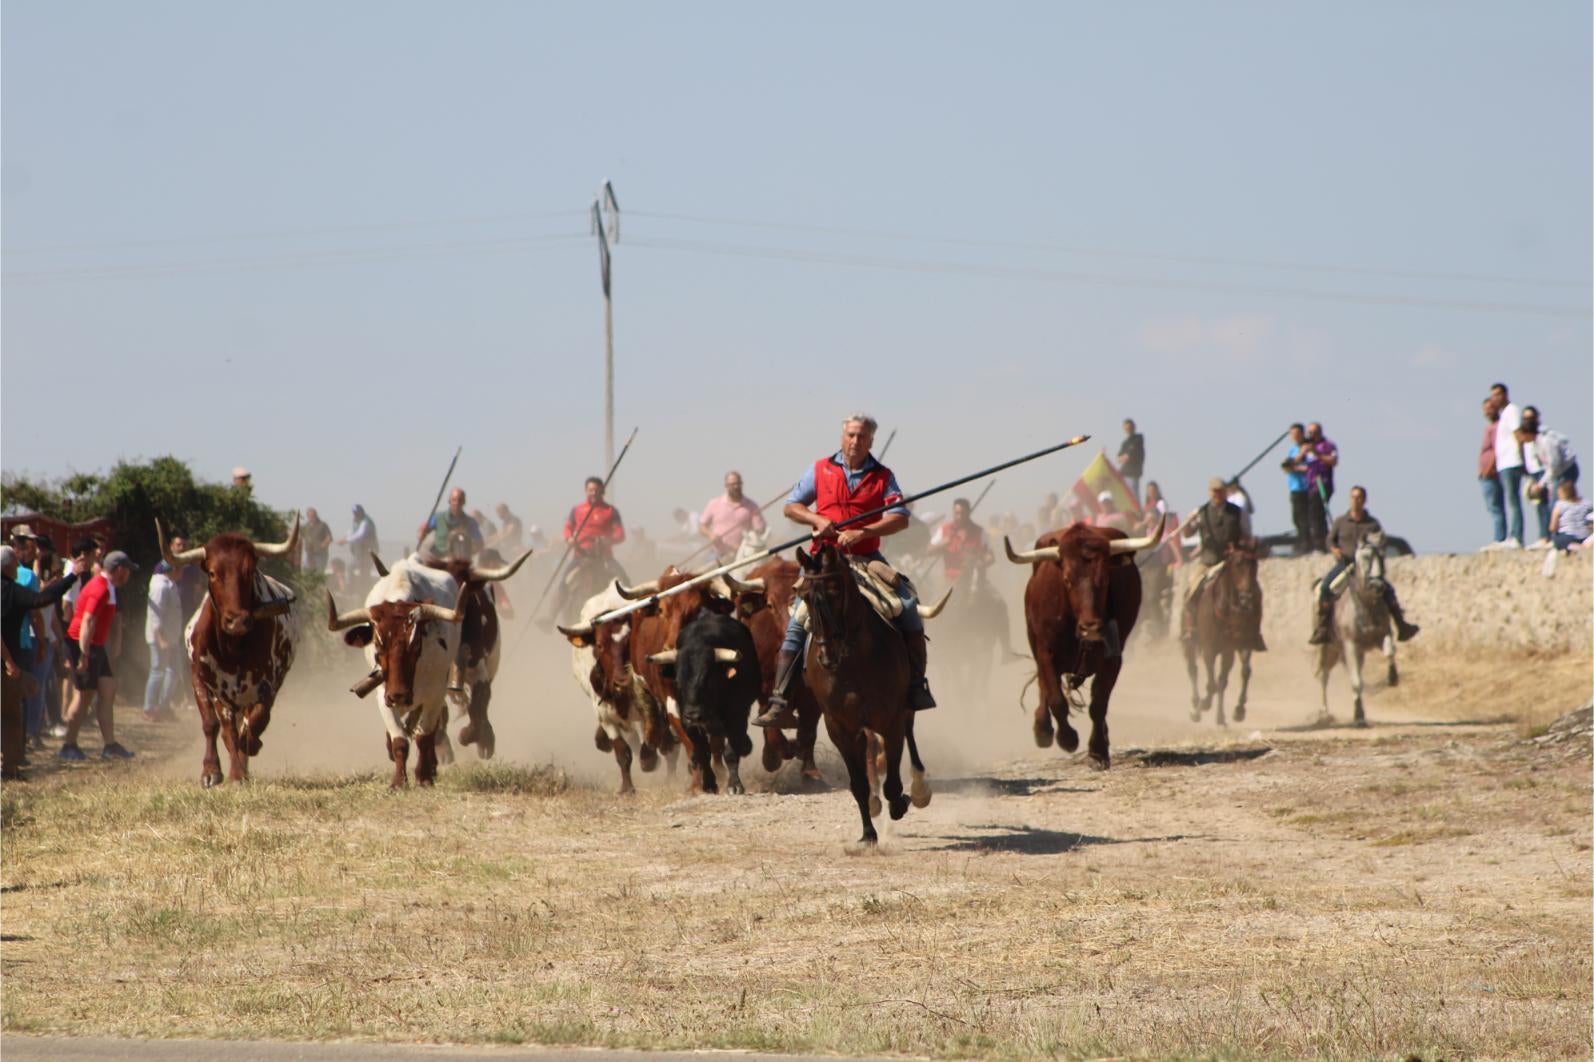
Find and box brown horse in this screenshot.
[1183,540,1264,727]
[795,542,930,845]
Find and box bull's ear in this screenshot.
[559,629,594,648]
[795,546,814,571]
[343,625,374,648]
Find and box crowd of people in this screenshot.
[1478,381,1586,554]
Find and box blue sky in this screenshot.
[4,1,1588,553]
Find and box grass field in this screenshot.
[2,642,1589,1059]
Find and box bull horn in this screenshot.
[1004,536,1061,564]
[646,649,678,665]
[325,590,371,632]
[370,553,390,578]
[613,578,660,601]
[556,622,594,639]
[1108,515,1167,555]
[724,573,765,594]
[918,587,953,619]
[156,518,207,567]
[469,547,534,583]
[416,597,469,624]
[350,669,384,698]
[255,512,301,558]
[713,648,740,663]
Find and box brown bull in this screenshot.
[724,559,824,784]
[1004,519,1163,769]
[159,514,300,788]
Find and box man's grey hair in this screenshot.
[842,412,879,433]
[0,546,14,571]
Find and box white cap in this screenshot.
[1097,490,1114,504]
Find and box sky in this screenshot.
[4,0,1589,556]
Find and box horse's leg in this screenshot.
[1315,644,1334,724]
[1385,634,1399,688]
[195,687,224,789]
[905,714,931,808]
[1184,639,1203,720]
[1200,651,1217,715]
[1214,649,1233,728]
[1233,650,1252,723]
[797,694,824,786]
[883,722,910,822]
[1085,656,1121,771]
[1348,643,1367,727]
[828,718,877,846]
[863,730,883,819]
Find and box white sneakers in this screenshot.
[1526,539,1553,551]
[1480,538,1523,552]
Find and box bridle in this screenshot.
[799,555,856,672]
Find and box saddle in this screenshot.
[792,557,910,630]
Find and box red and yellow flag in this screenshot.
[1070,451,1141,516]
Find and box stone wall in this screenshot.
[1174,551,1591,653]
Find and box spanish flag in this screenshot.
[1070,451,1141,516]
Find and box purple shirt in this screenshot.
[1305,438,1337,493]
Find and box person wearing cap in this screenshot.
[338,505,379,579]
[1179,477,1249,644]
[143,560,185,722]
[60,550,138,762]
[232,466,253,492]
[2,546,87,778]
[1091,490,1133,533]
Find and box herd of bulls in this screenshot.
[161,510,1164,844]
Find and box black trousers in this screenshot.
[1289,491,1310,554]
[1305,487,1332,552]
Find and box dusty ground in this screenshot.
[2,627,1590,1059]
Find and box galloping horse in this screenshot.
[795,542,931,846]
[1183,540,1264,727]
[1314,531,1398,726]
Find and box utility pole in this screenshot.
[592,181,621,471]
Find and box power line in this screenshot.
[628,208,1589,291]
[623,235,1593,319]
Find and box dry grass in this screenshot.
[2,644,1590,1059]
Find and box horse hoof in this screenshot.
[417,777,435,788]
[1033,723,1054,749]
[1352,716,1369,729]
[1058,728,1080,753]
[1087,752,1110,771]
[1233,705,1246,722]
[889,795,910,820]
[1387,671,1400,688]
[728,782,744,796]
[868,795,883,818]
[910,775,932,808]
[761,743,782,773]
[201,772,222,789]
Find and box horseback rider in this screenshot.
[1308,485,1420,645]
[548,476,627,620]
[419,488,483,561]
[1180,476,1255,644]
[927,498,994,585]
[751,413,937,729]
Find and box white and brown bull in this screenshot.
[326,555,472,788]
[159,514,301,788]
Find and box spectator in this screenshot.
[1302,422,1338,553]
[143,560,185,722]
[30,534,66,746]
[232,466,253,492]
[698,471,767,562]
[490,504,525,553]
[1548,480,1592,553]
[339,504,379,577]
[57,537,101,737]
[420,488,483,561]
[1518,406,1579,550]
[8,527,51,754]
[1484,383,1525,550]
[300,507,334,573]
[1092,491,1132,533]
[2,546,85,778]
[1280,422,1312,555]
[1140,481,1182,568]
[167,533,206,620]
[1478,397,1506,547]
[1116,419,1146,500]
[60,550,137,762]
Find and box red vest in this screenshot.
[813,457,897,556]
[938,521,985,580]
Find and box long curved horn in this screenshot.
[724,573,765,594]
[325,590,371,632]
[613,578,661,601]
[255,512,301,558]
[1108,514,1167,555]
[1004,536,1061,564]
[416,597,468,624]
[556,622,594,639]
[468,548,533,583]
[713,648,740,663]
[156,518,207,567]
[918,587,953,619]
[646,649,678,665]
[370,553,390,578]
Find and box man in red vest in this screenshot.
[753,413,936,729]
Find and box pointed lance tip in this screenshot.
[1071,434,1091,445]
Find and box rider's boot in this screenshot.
[751,650,801,730]
[1386,590,1421,642]
[904,630,937,711]
[1307,598,1335,645]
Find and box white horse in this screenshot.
[1313,532,1399,726]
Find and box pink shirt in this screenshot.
[699,495,766,555]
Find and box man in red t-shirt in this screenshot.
[928,498,993,584]
[547,477,627,624]
[61,551,137,762]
